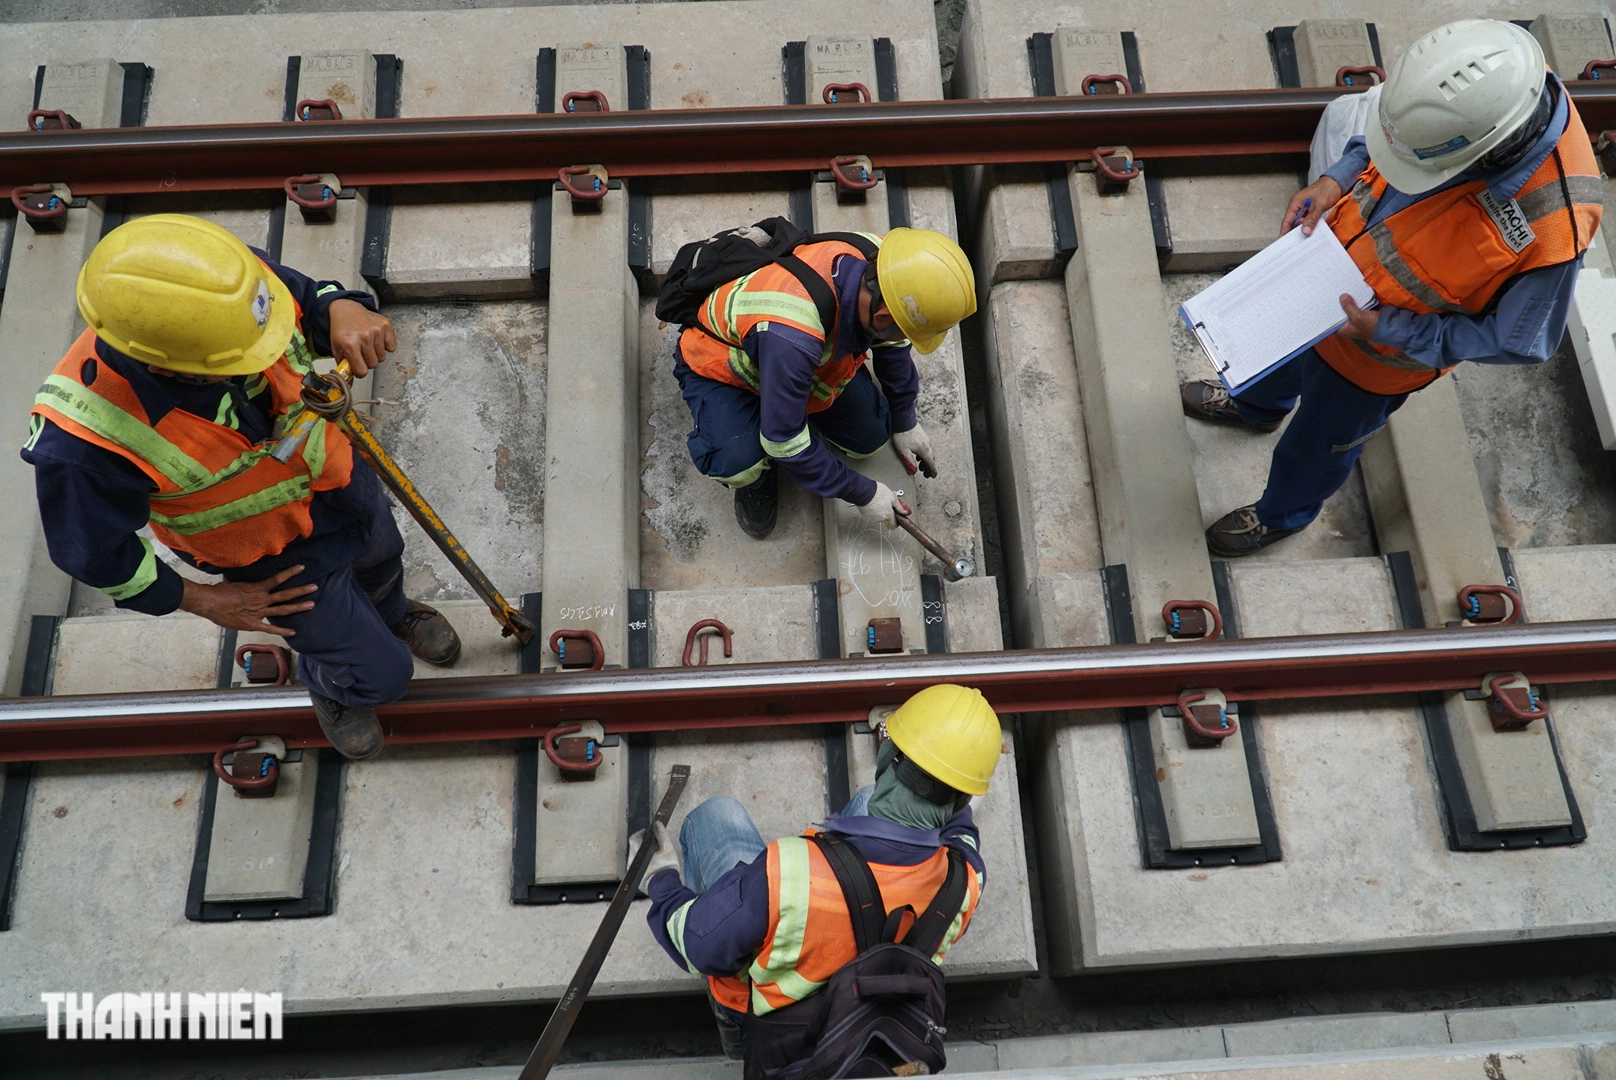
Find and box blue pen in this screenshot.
[1291,197,1314,231]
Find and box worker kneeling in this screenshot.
[667,222,975,539]
[638,684,999,1079]
[22,215,460,759]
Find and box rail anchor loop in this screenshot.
[1455,584,1524,626]
[550,629,605,671]
[822,82,871,104]
[1335,65,1386,87]
[296,98,343,121]
[829,154,878,204]
[1170,689,1238,747]
[1090,145,1138,195]
[866,618,904,655]
[11,183,71,233]
[26,108,79,131]
[213,738,280,798]
[681,619,733,667]
[1079,73,1131,96]
[558,164,608,213]
[562,90,609,113]
[284,173,341,224]
[1484,672,1549,731]
[543,723,603,781]
[235,643,291,686]
[1582,60,1616,81]
[1162,599,1223,641]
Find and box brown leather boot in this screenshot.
[390,599,461,665]
[310,693,384,761]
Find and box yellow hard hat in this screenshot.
[884,684,1001,796]
[875,228,977,355]
[76,214,295,376]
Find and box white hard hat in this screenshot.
[1366,20,1547,195]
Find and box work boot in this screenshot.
[1180,380,1282,433]
[733,468,778,540]
[1206,505,1302,558]
[310,692,384,761]
[707,990,746,1061]
[391,599,461,665]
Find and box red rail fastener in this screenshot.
[543,723,603,777]
[1091,146,1138,194]
[830,154,878,192]
[284,174,339,223]
[1177,690,1238,745]
[822,82,871,104]
[296,98,343,121]
[235,643,291,686]
[1582,60,1616,81]
[1080,74,1132,96]
[1335,65,1386,87]
[212,738,279,792]
[1458,584,1524,626]
[11,184,69,232]
[1486,673,1549,730]
[558,164,608,204]
[562,90,610,113]
[26,109,79,131]
[1162,599,1222,641]
[550,628,605,670]
[682,619,734,667]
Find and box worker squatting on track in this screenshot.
[21,215,463,760]
[670,223,976,540]
[1185,18,1605,557]
[635,684,1000,1078]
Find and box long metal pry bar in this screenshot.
[272,360,537,643]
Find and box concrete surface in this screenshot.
[51,611,222,694]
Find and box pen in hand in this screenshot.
[1290,197,1314,234]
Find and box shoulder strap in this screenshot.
[810,230,881,260]
[901,847,969,958]
[773,252,841,339]
[808,833,886,953]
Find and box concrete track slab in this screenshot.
[1036,554,1616,972]
[52,612,222,694]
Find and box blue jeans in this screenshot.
[674,351,892,488]
[267,481,414,708]
[1234,349,1409,531]
[679,788,873,892]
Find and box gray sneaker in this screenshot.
[1181,380,1282,433]
[310,692,384,761]
[1206,505,1301,558]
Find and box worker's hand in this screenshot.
[631,821,682,895]
[1336,294,1380,340]
[891,424,938,479]
[1280,176,1343,237]
[857,482,910,528]
[177,564,316,638]
[327,299,397,378]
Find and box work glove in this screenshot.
[630,821,682,895]
[891,424,938,479]
[857,482,911,528]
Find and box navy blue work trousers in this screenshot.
[268,481,414,708]
[1234,349,1410,531]
[674,354,891,487]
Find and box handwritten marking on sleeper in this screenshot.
[558,604,616,622]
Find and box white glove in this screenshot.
[631,821,682,895]
[856,482,911,528]
[891,424,938,479]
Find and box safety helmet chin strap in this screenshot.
[893,752,972,814]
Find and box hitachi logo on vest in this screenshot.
[1477,189,1536,253]
[40,991,283,1039]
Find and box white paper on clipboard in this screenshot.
[1178,225,1376,394]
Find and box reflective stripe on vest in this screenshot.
[680,236,883,415]
[1315,94,1603,395]
[30,324,353,569]
[744,833,982,1017]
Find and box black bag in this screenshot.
[655,217,879,341]
[744,834,969,1080]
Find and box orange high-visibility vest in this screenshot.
[31,310,354,570]
[1316,92,1603,395]
[706,831,982,1016]
[678,239,878,414]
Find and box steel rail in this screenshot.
[2,620,1614,763]
[2,85,1611,198]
